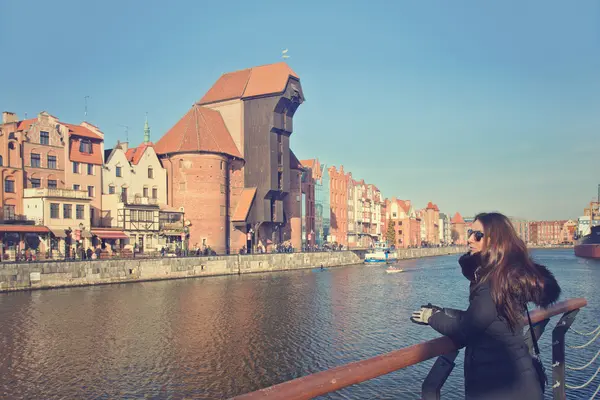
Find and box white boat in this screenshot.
[385,266,404,274]
[364,242,398,264]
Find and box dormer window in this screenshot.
[79,139,92,154]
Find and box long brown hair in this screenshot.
[472,212,546,331]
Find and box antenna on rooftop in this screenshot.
[84,96,90,118]
[118,124,130,142]
[282,48,290,59]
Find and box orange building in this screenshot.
[384,197,421,248]
[328,165,350,246]
[423,201,440,245]
[451,212,467,245]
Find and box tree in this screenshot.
[386,222,396,246]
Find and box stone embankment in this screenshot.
[0,247,465,292]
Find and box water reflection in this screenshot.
[0,250,597,399]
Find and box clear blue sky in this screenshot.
[1,0,599,220]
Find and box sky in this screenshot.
[1,0,599,220]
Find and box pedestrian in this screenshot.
[410,212,561,399]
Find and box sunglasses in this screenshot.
[468,229,485,242]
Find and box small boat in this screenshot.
[385,266,404,274]
[364,242,398,264]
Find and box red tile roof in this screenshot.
[451,212,465,224]
[126,142,154,165]
[16,118,36,131]
[63,123,103,140]
[69,138,103,165]
[154,105,242,158]
[300,159,315,169]
[232,188,257,222]
[198,62,299,105]
[426,202,440,211]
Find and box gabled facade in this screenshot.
[156,62,304,254]
[385,197,421,248]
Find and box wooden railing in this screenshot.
[231,298,588,400]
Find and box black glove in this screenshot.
[410,303,442,325]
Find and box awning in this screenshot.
[0,225,50,234]
[232,187,257,223]
[50,228,68,238]
[91,229,129,240]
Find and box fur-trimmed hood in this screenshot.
[458,252,561,307]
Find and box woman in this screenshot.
[410,212,561,399]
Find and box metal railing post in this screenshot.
[552,309,579,400]
[421,350,459,400]
[524,318,550,355]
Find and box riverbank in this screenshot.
[0,247,465,292]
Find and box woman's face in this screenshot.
[468,219,485,254]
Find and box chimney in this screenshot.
[2,112,18,124]
[120,142,129,152]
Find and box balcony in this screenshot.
[0,214,42,225]
[122,196,159,206]
[24,188,90,200]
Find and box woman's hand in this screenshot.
[410,303,442,325]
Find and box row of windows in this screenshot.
[114,166,154,179]
[29,153,57,169]
[3,177,95,197]
[107,186,158,199]
[72,162,95,175]
[50,203,86,220]
[130,210,156,222]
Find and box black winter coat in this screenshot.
[428,253,561,400]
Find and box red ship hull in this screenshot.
[574,244,600,259]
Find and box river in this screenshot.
[0,249,598,399]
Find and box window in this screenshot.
[220,184,225,194]
[87,164,94,175]
[108,185,115,194]
[4,179,15,193]
[73,162,79,173]
[0,155,3,166]
[143,187,149,197]
[31,178,41,188]
[31,153,40,167]
[50,203,59,219]
[79,140,92,154]
[131,210,138,221]
[47,155,57,169]
[116,166,122,177]
[63,204,72,219]
[220,205,226,216]
[40,131,49,145]
[76,205,85,219]
[90,208,95,223]
[179,182,186,190]
[152,188,157,199]
[48,180,57,189]
[87,186,94,197]
[148,167,153,179]
[3,205,15,220]
[73,184,80,191]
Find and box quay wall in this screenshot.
[0,247,465,292]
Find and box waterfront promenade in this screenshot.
[0,247,465,292]
[0,249,596,399]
